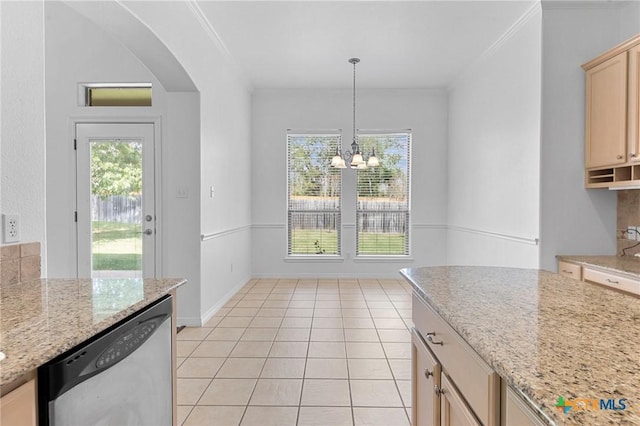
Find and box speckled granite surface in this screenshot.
[401,266,640,426]
[0,277,185,387]
[558,255,640,280]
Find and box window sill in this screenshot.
[284,256,345,263]
[353,256,414,263]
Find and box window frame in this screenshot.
[286,130,343,258]
[355,130,412,258]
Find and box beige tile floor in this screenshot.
[176,278,414,426]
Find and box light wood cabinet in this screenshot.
[557,259,640,296]
[412,295,499,426]
[584,34,640,188]
[583,267,640,296]
[585,52,628,168]
[629,44,640,163]
[501,384,546,426]
[558,260,581,280]
[440,373,481,426]
[412,329,441,426]
[0,379,37,426]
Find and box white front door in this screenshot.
[76,123,156,278]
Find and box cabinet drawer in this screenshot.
[558,261,581,280]
[413,295,500,426]
[583,268,640,296]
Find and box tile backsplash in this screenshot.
[617,190,640,257]
[0,242,41,285]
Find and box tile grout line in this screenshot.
[179,277,412,426]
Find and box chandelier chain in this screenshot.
[353,59,356,144]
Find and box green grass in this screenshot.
[92,221,142,271]
[358,232,406,255]
[290,229,339,254]
[290,229,406,255]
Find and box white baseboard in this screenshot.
[177,316,204,327]
[199,274,252,326]
[252,272,404,279]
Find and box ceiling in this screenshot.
[196,1,535,89]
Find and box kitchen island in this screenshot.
[0,277,186,424]
[401,266,640,425]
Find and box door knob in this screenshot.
[142,229,153,235]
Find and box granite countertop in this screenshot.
[0,277,186,387]
[558,254,640,280]
[400,266,640,426]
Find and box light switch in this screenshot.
[177,187,189,198]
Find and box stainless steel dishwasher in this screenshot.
[38,295,173,426]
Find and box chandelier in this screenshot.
[330,58,379,169]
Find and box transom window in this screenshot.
[83,83,152,107]
[356,131,411,256]
[287,131,341,255]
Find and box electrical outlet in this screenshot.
[2,214,20,243]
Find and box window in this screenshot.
[356,131,411,255]
[84,84,152,107]
[287,131,341,255]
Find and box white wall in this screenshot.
[45,1,167,276]
[1,1,47,267]
[44,2,202,324]
[447,5,542,268]
[539,4,630,271]
[251,89,449,278]
[619,1,640,41]
[122,1,253,325]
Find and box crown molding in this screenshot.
[448,1,542,91]
[542,0,627,10]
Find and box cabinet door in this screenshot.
[440,374,481,426]
[585,51,628,168]
[412,329,441,426]
[629,45,640,161]
[0,379,37,426]
[502,386,546,426]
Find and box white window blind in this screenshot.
[356,132,411,256]
[287,131,342,255]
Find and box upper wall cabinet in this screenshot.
[584,34,640,188]
[584,52,627,168]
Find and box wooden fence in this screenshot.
[289,197,408,233]
[92,195,142,223]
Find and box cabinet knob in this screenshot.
[424,369,433,379]
[434,385,445,396]
[631,153,638,158]
[617,155,624,160]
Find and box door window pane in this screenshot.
[90,141,143,276]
